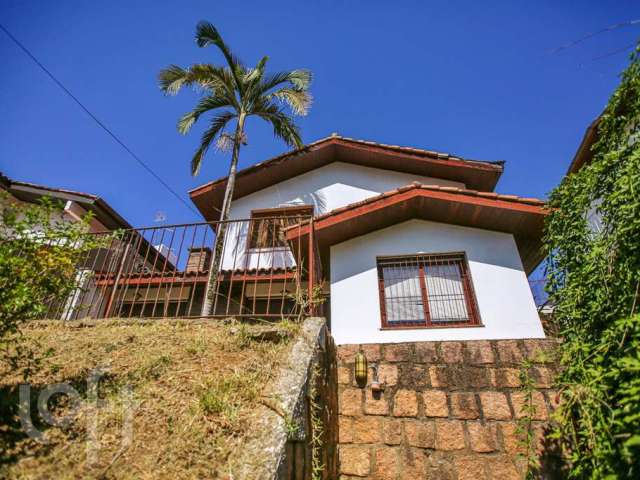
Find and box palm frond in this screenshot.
[268,88,313,116]
[177,95,236,134]
[255,106,303,149]
[159,63,233,97]
[258,70,312,94]
[158,65,191,95]
[195,21,245,93]
[190,111,236,176]
[245,56,269,84]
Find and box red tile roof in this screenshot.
[310,182,544,223]
[286,182,547,274]
[189,135,505,221]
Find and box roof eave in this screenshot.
[286,184,547,275]
[189,136,505,221]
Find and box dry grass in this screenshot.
[0,319,295,479]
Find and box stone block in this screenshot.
[487,455,521,480]
[338,344,359,362]
[377,364,398,386]
[340,445,371,476]
[531,366,554,388]
[440,342,464,363]
[384,343,413,362]
[423,390,449,417]
[373,446,398,480]
[496,340,523,364]
[454,455,488,480]
[429,366,448,388]
[435,420,466,451]
[339,416,353,443]
[383,418,402,445]
[365,389,389,415]
[352,416,382,444]
[424,451,457,480]
[466,421,497,452]
[338,366,351,385]
[415,342,439,363]
[404,420,436,449]
[491,368,522,388]
[362,343,382,362]
[511,391,548,420]
[479,392,512,420]
[450,392,479,419]
[393,389,418,417]
[466,341,495,364]
[340,388,363,416]
[523,339,556,363]
[401,365,430,388]
[401,447,427,478]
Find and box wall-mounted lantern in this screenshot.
[370,364,385,393]
[354,351,368,387]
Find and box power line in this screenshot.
[0,22,205,218]
[549,19,640,55]
[589,42,636,62]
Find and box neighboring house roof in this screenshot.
[0,173,132,231]
[189,135,505,221]
[567,115,601,174]
[1,173,179,273]
[286,182,547,275]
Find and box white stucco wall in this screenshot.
[221,162,465,270]
[228,161,465,219]
[330,219,545,345]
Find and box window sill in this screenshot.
[379,323,484,331]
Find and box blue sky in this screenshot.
[1,1,638,227]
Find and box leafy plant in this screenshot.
[516,357,543,479]
[158,21,313,316]
[544,44,640,478]
[0,194,104,374]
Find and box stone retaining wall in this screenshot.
[237,317,338,479]
[337,339,560,479]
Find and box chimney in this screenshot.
[186,247,212,273]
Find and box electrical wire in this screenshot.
[0,22,206,218]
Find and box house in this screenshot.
[0,172,132,233]
[189,135,547,344]
[0,173,175,320]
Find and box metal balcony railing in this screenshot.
[41,216,322,320]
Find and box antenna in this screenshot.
[154,211,167,224]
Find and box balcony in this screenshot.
[43,216,322,320]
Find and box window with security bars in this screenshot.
[247,205,313,249]
[376,253,481,328]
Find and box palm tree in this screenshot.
[159,21,312,316]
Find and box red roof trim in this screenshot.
[313,182,544,222]
[285,183,547,274]
[188,135,505,219]
[189,136,503,197]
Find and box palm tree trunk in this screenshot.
[200,113,246,316]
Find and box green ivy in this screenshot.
[544,44,640,479]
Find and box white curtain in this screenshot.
[382,265,424,323]
[423,263,469,322]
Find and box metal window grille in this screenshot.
[377,253,481,328]
[247,206,314,249]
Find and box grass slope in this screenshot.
[0,319,295,479]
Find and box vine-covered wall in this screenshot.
[544,45,640,478]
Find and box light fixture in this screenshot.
[354,351,368,386]
[370,364,385,392]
